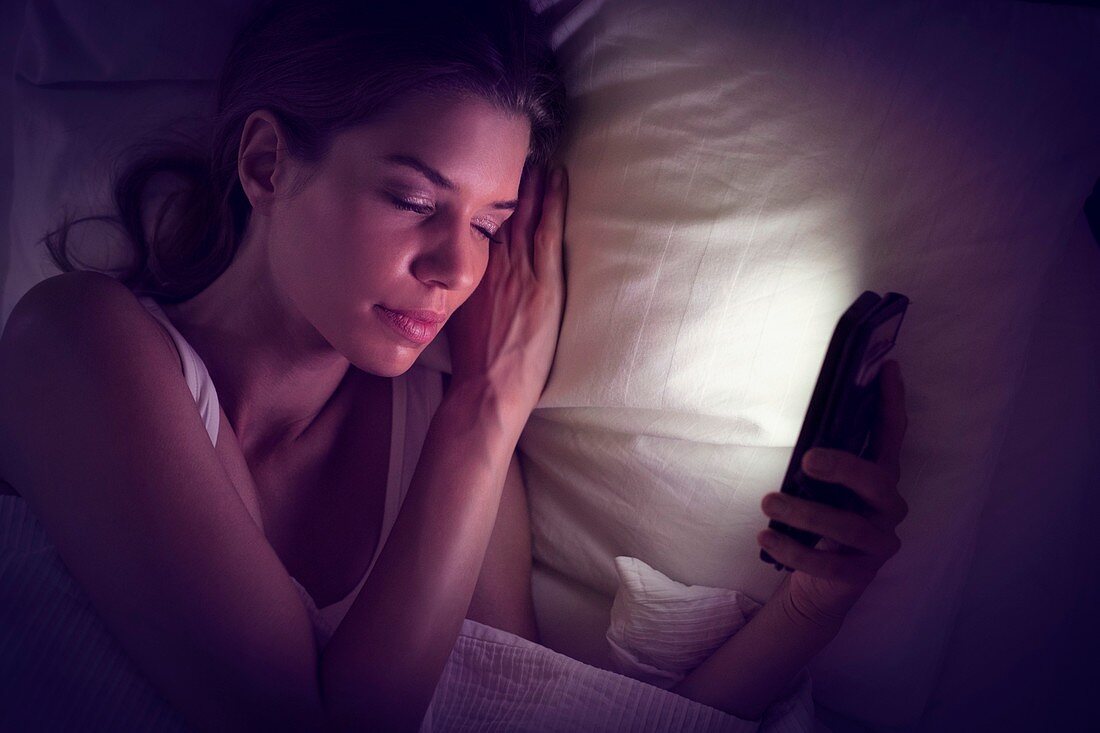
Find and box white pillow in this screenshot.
[514,0,1100,727]
[606,556,764,690]
[603,555,814,729]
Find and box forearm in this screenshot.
[319,378,528,732]
[670,575,840,721]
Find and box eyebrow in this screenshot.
[382,153,519,211]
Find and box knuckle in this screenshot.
[825,556,850,582]
[834,449,858,473]
[841,558,874,585]
[853,523,880,553]
[888,532,902,556]
[534,223,555,248]
[783,541,809,568]
[856,563,879,585]
[875,464,901,493]
[787,502,811,530]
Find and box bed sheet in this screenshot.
[0,491,818,732]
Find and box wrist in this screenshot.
[779,584,850,635]
[441,375,533,436]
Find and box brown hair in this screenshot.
[42,0,569,302]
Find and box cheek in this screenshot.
[278,193,359,266]
[267,207,347,313]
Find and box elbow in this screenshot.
[320,667,437,733]
[198,643,333,733]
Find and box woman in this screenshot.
[0,0,909,730]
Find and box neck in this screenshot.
[159,236,352,461]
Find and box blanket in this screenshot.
[0,496,813,731]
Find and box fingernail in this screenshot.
[804,449,834,475]
[759,530,777,548]
[763,493,788,514]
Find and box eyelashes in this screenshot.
[390,197,503,244]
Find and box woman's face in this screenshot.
[266,91,531,376]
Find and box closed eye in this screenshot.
[390,197,503,244]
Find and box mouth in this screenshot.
[374,304,443,345]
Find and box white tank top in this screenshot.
[137,296,449,648]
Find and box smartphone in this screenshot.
[760,290,909,572]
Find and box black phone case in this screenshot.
[760,290,909,572]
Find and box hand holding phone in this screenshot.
[759,291,909,572]
[759,357,910,625]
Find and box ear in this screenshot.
[237,109,288,215]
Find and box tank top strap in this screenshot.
[136,297,221,448]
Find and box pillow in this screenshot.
[15,0,256,83]
[512,0,1100,727]
[602,556,814,729]
[606,555,765,690]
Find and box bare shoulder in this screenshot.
[0,272,182,482]
[0,270,325,728]
[1,271,176,360]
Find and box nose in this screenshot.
[413,213,485,293]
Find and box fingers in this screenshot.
[761,492,901,558]
[757,525,881,586]
[760,361,908,585]
[508,161,548,264]
[801,447,908,525]
[867,359,907,477]
[533,165,567,285]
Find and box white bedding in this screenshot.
[423,619,813,733]
[0,494,814,731]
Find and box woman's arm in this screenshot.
[0,273,328,732]
[465,447,541,643]
[674,361,909,721]
[670,573,839,721]
[441,371,540,643]
[319,377,531,732]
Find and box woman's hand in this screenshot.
[758,359,909,627]
[444,161,568,416]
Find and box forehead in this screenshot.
[329,92,531,190]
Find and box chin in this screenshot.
[357,346,423,379]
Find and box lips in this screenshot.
[375,305,442,345]
[381,306,447,324]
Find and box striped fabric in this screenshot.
[0,495,191,732]
[606,556,782,690]
[420,618,815,732]
[1,495,812,732]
